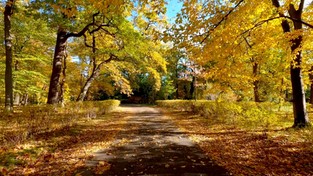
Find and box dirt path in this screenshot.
[82,105,229,175]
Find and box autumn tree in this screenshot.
[72,27,167,102]
[4,0,15,111]
[65,0,167,102]
[74,12,117,102]
[29,0,124,104]
[28,0,167,104]
[168,0,313,127]
[270,0,310,127]
[1,1,55,106]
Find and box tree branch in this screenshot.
[64,11,115,39]
[200,0,244,44]
[271,0,280,8]
[66,23,94,38]
[83,34,93,48]
[89,23,112,34]
[97,53,117,69]
[239,15,313,37]
[66,22,112,39]
[243,36,253,48]
[299,0,305,12]
[283,15,313,28]
[239,16,281,36]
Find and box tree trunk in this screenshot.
[13,92,20,105]
[77,23,98,102]
[59,51,67,104]
[189,76,195,100]
[309,67,313,104]
[4,0,14,112]
[288,4,310,127]
[175,62,179,99]
[76,68,101,101]
[47,28,68,104]
[253,62,261,102]
[191,75,197,100]
[21,93,28,105]
[272,0,310,127]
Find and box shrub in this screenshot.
[0,100,120,146]
[157,100,284,129]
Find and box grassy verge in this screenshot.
[0,100,125,175]
[158,100,313,175]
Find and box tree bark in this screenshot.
[189,76,195,100]
[309,67,313,104]
[253,62,261,102]
[13,92,20,105]
[243,37,261,102]
[76,14,115,102]
[76,69,100,101]
[288,4,310,127]
[271,0,310,127]
[21,93,28,105]
[77,20,98,102]
[47,12,111,104]
[47,28,68,104]
[59,52,67,104]
[272,0,310,127]
[4,0,15,112]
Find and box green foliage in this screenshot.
[158,77,177,100]
[0,4,54,105]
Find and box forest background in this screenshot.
[2,0,313,127]
[2,0,313,175]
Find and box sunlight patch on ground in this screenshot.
[189,134,213,143]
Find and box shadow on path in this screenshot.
[81,105,229,176]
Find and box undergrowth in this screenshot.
[156,100,294,129]
[160,100,313,175]
[0,100,122,175]
[0,100,120,147]
[157,100,313,148]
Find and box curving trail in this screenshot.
[83,105,229,176]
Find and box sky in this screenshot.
[166,0,183,23]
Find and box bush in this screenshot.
[157,100,283,129]
[0,100,120,146]
[156,100,196,111]
[64,100,120,118]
